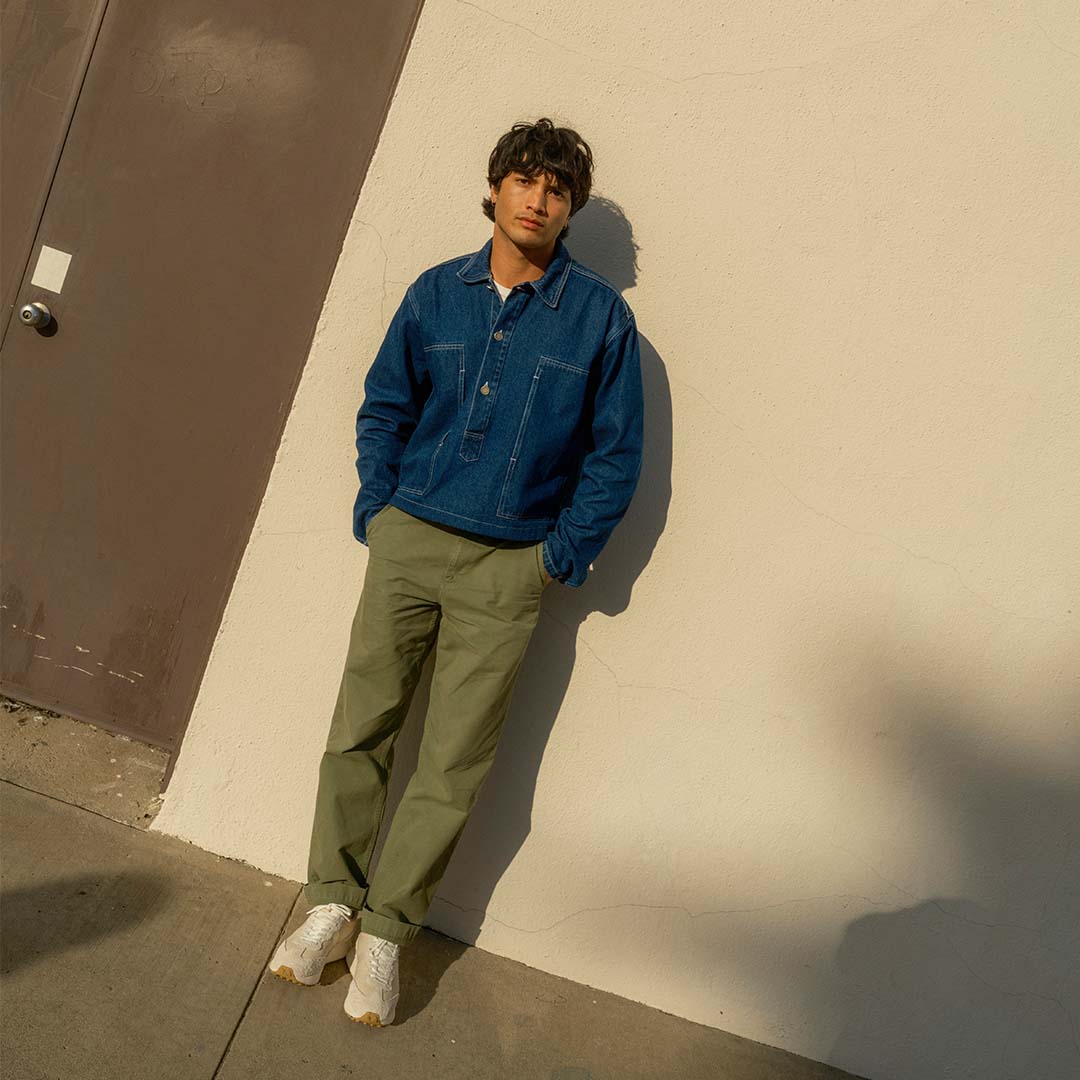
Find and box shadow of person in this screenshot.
[557,195,671,618]
[363,195,673,1019]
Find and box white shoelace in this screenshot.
[298,903,354,946]
[368,938,399,989]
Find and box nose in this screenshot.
[526,186,548,216]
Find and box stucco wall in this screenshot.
[152,2,1080,1076]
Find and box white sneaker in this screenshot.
[343,931,401,1026]
[268,903,358,986]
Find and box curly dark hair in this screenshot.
[482,118,594,239]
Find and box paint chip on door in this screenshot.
[30,245,73,293]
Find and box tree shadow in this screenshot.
[784,618,1080,1079]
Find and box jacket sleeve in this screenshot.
[542,311,644,586]
[351,286,428,545]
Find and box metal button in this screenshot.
[480,382,491,395]
[493,329,504,341]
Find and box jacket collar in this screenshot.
[456,237,572,309]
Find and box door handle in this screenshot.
[19,301,52,328]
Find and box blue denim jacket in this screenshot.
[352,236,643,587]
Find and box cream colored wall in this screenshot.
[152,2,1080,1076]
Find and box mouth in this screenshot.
[518,217,544,230]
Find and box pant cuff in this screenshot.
[303,882,368,911]
[358,908,421,946]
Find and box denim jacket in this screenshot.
[352,236,643,587]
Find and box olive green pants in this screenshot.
[304,503,549,946]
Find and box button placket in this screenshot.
[461,297,518,457]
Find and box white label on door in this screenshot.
[30,245,73,293]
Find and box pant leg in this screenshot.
[358,522,547,946]
[303,505,443,910]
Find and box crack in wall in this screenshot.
[541,607,797,726]
[356,219,393,330]
[830,840,1055,935]
[433,888,898,935]
[1031,5,1080,62]
[451,0,953,87]
[924,921,1080,1058]
[674,376,1073,627]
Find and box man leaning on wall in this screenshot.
[266,117,644,1027]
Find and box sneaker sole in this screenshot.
[270,965,319,987]
[268,923,358,988]
[350,1012,385,1027]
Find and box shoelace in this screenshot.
[297,903,354,946]
[368,938,399,989]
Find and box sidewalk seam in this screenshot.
[209,885,303,1080]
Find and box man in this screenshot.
[268,118,644,1026]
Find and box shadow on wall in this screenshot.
[807,622,1080,1080]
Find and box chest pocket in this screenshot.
[422,343,466,407]
[497,355,591,521]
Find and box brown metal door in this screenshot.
[1,1,107,322]
[1,0,423,762]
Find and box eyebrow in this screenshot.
[515,171,565,191]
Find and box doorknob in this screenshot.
[19,301,52,328]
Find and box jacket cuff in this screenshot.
[543,536,588,588]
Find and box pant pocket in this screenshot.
[367,503,393,540]
[534,540,548,586]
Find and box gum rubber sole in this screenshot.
[351,1012,384,1026]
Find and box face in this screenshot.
[489,169,572,251]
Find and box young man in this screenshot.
[268,118,643,1026]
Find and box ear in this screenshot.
[489,180,500,203]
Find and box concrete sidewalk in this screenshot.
[0,706,864,1080]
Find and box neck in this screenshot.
[490,226,556,286]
